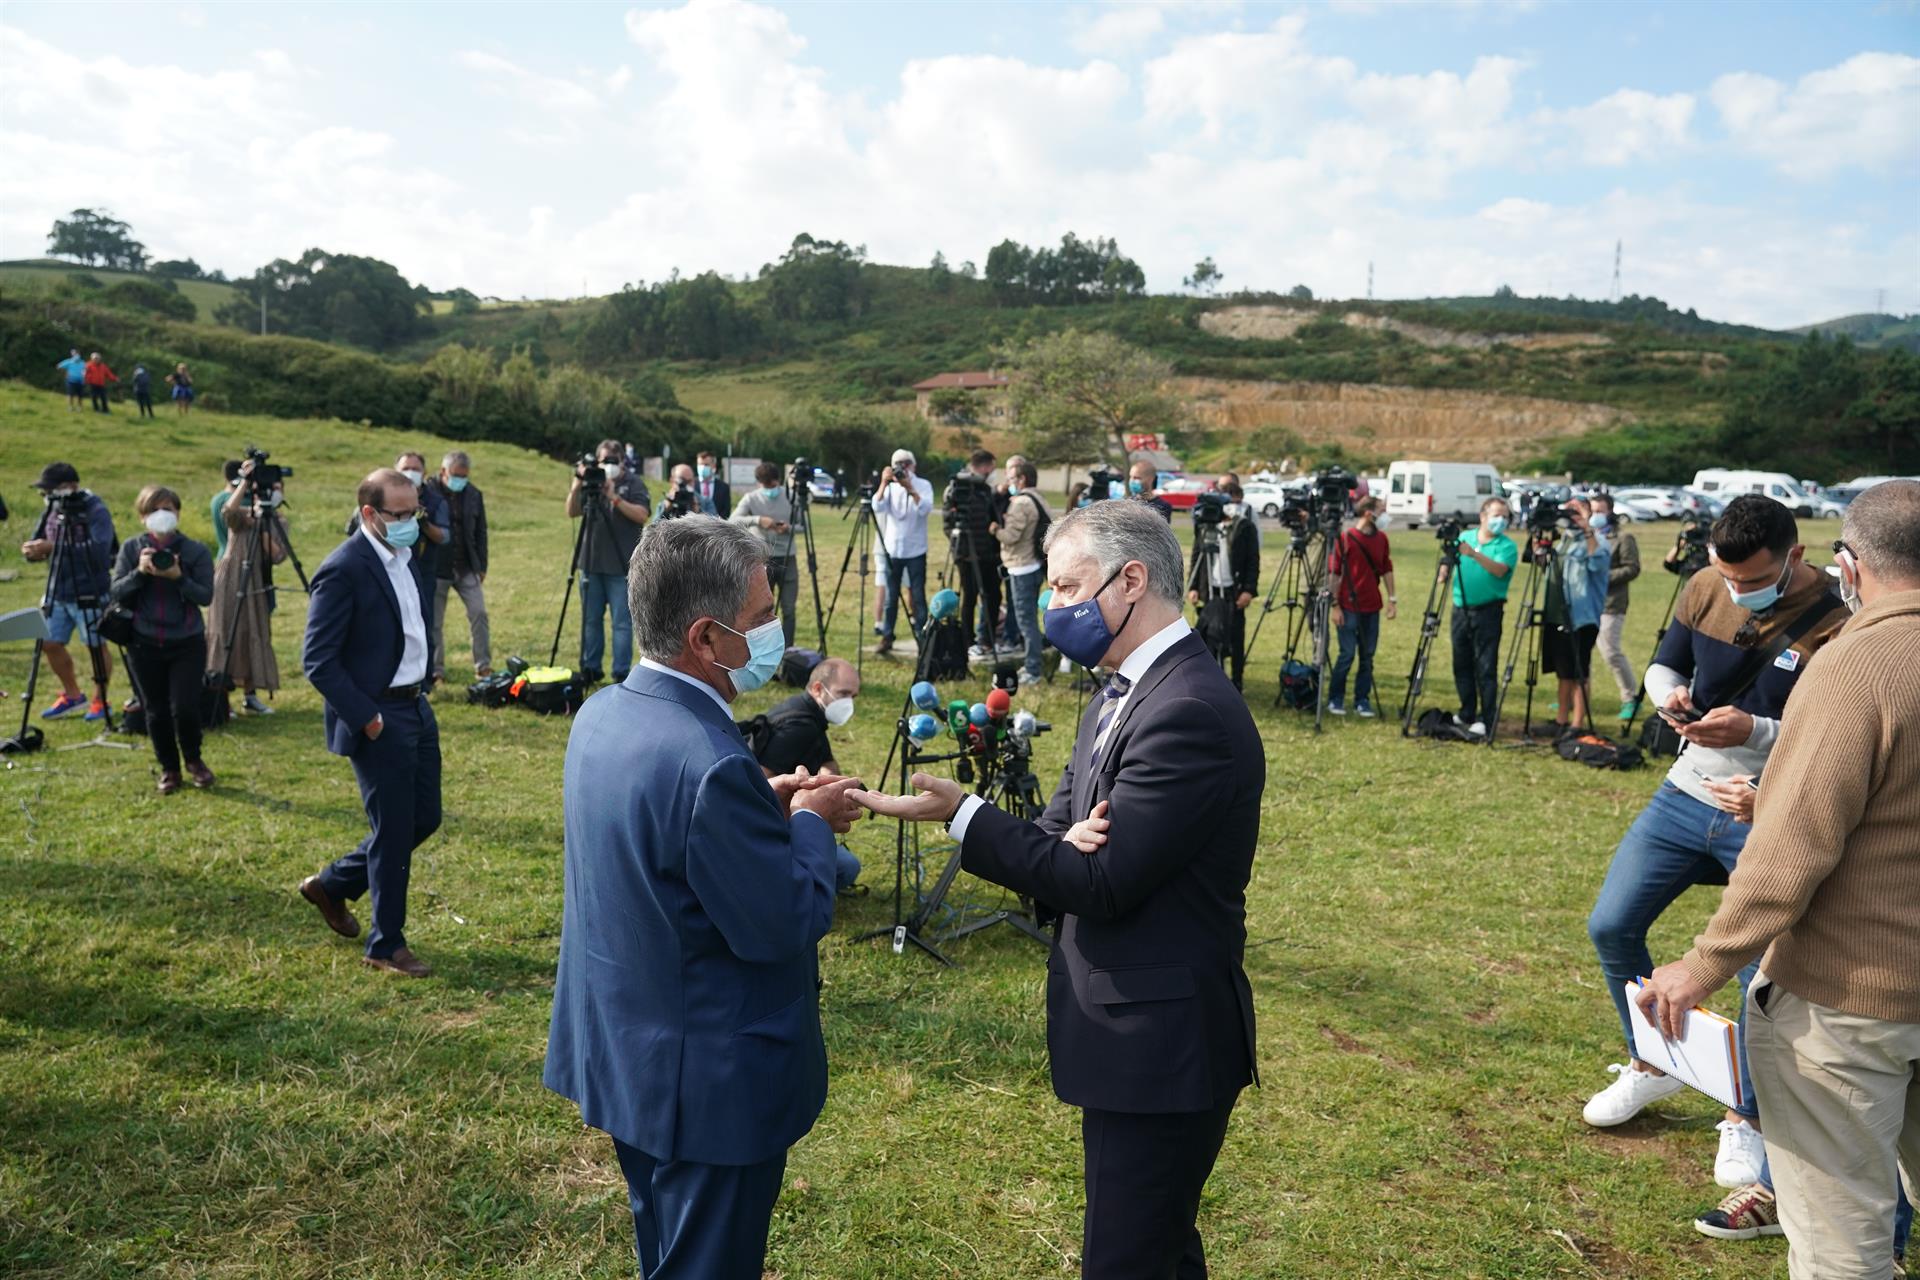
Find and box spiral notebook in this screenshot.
[1623,980,1744,1111]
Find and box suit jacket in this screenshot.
[1189,516,1260,598]
[961,631,1263,1114]
[302,534,412,756]
[701,476,731,518]
[544,667,839,1165]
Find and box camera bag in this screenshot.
[512,666,585,716]
[921,617,971,681]
[1557,730,1644,771]
[777,647,824,687]
[1278,658,1318,710]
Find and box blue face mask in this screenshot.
[1590,513,1610,531]
[1044,564,1135,669]
[446,475,469,493]
[1486,516,1508,536]
[697,464,715,481]
[1725,556,1794,613]
[711,616,785,696]
[1127,479,1145,496]
[380,512,421,549]
[759,487,782,501]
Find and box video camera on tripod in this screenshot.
[1667,517,1711,576]
[1433,514,1467,558]
[573,452,607,490]
[239,445,292,496]
[1087,467,1125,502]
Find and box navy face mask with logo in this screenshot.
[1045,564,1135,669]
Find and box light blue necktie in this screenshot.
[1089,673,1133,769]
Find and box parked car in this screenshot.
[1240,481,1290,519]
[1610,487,1686,520]
[1157,474,1206,511]
[1385,460,1503,529]
[1690,469,1818,516]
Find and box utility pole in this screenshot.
[1367,260,1374,301]
[259,286,267,337]
[1610,240,1622,303]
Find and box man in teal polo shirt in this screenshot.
[1451,496,1519,737]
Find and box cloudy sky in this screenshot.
[1,0,1914,328]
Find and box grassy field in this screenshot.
[0,260,237,325]
[0,383,1832,1278]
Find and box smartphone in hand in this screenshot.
[1661,704,1707,726]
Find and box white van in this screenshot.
[1385,460,1502,528]
[1690,469,1815,515]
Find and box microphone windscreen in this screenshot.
[985,688,1011,720]
[968,702,990,726]
[907,713,940,745]
[910,681,941,712]
[929,588,960,620]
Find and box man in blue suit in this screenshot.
[297,468,442,979]
[545,515,864,1279]
[856,500,1264,1279]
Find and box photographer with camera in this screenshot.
[21,462,116,721]
[109,486,216,792]
[566,438,652,683]
[1327,496,1396,717]
[991,459,1052,687]
[730,461,801,648]
[872,448,933,656]
[1449,497,1517,738]
[1588,493,1643,721]
[206,455,288,716]
[1187,480,1261,690]
[1540,496,1611,735]
[1581,495,1845,1193]
[694,450,729,517]
[943,448,1003,661]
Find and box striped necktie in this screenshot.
[1089,673,1133,768]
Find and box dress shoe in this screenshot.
[299,875,361,938]
[362,947,432,978]
[156,770,181,795]
[185,760,216,789]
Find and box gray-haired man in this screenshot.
[426,451,491,679]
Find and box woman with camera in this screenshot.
[109,486,217,793]
[205,460,288,714]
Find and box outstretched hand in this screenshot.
[849,772,965,824]
[1063,800,1110,854]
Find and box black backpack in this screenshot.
[777,647,823,687]
[1556,729,1644,770]
[921,617,971,681]
[1637,714,1683,759]
[1278,659,1318,710]
[1414,708,1475,742]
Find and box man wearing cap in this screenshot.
[871,448,933,656]
[21,462,117,721]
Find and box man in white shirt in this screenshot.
[297,469,443,978]
[871,448,933,655]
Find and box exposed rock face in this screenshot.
[1196,304,1612,352]
[1173,377,1633,465]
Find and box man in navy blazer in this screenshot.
[857,499,1264,1279]
[544,515,864,1279]
[297,469,442,979]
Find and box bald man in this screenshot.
[752,657,863,894]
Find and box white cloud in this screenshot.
[1710,52,1920,177]
[454,49,601,114]
[1071,5,1166,57]
[606,63,633,93]
[1541,87,1694,166]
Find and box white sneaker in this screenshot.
[1582,1062,1686,1127]
[968,645,994,660]
[1018,670,1040,687]
[1058,656,1073,674]
[1468,721,1487,738]
[1714,1119,1766,1189]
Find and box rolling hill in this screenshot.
[0,258,237,324]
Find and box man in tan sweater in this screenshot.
[1638,478,1920,1279]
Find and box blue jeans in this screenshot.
[1588,783,1758,1121]
[834,845,862,893]
[580,571,632,680]
[1009,569,1043,678]
[1329,609,1381,705]
[881,553,927,642]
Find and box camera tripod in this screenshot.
[10,493,132,753]
[913,735,1051,954]
[1399,540,1460,735]
[940,499,1010,668]
[780,467,829,654]
[210,495,306,704]
[1619,529,1706,739]
[825,478,885,679]
[547,480,629,672]
[1490,534,1594,743]
[1261,522,1335,732]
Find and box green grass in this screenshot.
[0,260,237,325]
[0,382,1829,1278]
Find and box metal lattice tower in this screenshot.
[1367,261,1374,301]
[1610,240,1622,303]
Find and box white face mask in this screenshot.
[144,509,179,536]
[1373,513,1392,531]
[824,696,856,726]
[603,462,624,481]
[401,468,424,487]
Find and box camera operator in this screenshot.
[1186,480,1261,690]
[1126,459,1173,522]
[730,461,800,648]
[21,461,116,720]
[110,486,216,792]
[990,459,1051,687]
[426,451,491,681]
[694,450,729,517]
[1540,497,1611,734]
[207,456,289,716]
[1327,496,1396,717]
[944,448,1003,660]
[1588,493,1643,722]
[871,448,933,656]
[1581,495,1845,1194]
[566,438,652,683]
[1449,497,1517,738]
[751,656,864,894]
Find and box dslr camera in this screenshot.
[661,480,699,519]
[149,546,177,571]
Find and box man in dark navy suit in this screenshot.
[297,468,442,978]
[856,499,1264,1279]
[544,515,865,1279]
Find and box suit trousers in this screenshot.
[319,695,441,958]
[1081,1094,1239,1280]
[612,1138,787,1280]
[432,572,492,676]
[957,547,1003,648]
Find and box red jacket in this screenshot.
[84,361,118,387]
